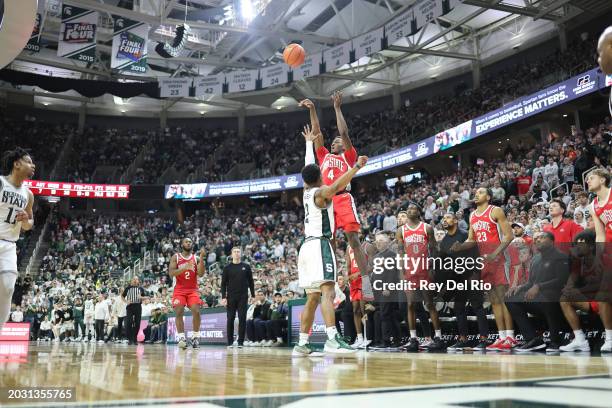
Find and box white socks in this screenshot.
[177,333,186,341]
[506,330,514,339]
[574,330,586,342]
[435,330,441,338]
[410,330,417,339]
[605,330,612,343]
[326,326,338,340]
[299,332,309,346]
[498,330,505,339]
[357,334,364,342]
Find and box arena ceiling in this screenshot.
[2,0,611,118]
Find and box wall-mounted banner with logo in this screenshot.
[159,78,191,97]
[227,70,258,93]
[24,0,47,53]
[194,75,224,97]
[57,4,98,63]
[111,16,148,73]
[354,27,384,60]
[472,68,605,137]
[323,41,352,72]
[261,64,289,88]
[293,52,322,81]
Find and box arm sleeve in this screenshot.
[316,146,329,164]
[343,146,358,166]
[305,141,315,165]
[220,267,228,299]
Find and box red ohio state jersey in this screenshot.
[401,222,429,275]
[470,205,502,245]
[174,253,198,292]
[347,246,360,276]
[593,189,612,242]
[316,146,357,188]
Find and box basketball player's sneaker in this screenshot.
[419,338,433,350]
[447,340,471,352]
[324,334,358,354]
[514,337,546,352]
[190,338,199,349]
[559,338,590,352]
[471,340,489,351]
[601,341,612,353]
[292,343,324,357]
[497,337,518,351]
[486,338,505,351]
[351,338,364,349]
[178,338,188,349]
[425,337,446,352]
[545,343,560,353]
[361,276,375,301]
[404,338,419,352]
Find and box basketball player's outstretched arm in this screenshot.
[487,207,513,261]
[314,156,367,207]
[15,190,34,231]
[303,125,317,165]
[332,91,353,151]
[197,248,207,277]
[299,99,324,151]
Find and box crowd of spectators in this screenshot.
[9,109,611,347]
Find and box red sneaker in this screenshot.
[497,338,514,351]
[505,337,518,348]
[486,338,505,351]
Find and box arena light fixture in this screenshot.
[155,24,190,59]
[563,114,568,117]
[241,0,255,23]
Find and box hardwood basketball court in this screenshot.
[1,342,611,407]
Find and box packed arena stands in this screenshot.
[9,108,611,345]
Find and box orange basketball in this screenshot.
[283,44,305,68]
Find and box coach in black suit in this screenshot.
[506,231,570,352]
[221,247,255,347]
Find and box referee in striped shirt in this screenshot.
[122,276,146,345]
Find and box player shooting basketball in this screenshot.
[300,92,375,302]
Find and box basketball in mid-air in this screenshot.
[283,44,305,68]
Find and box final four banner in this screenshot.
[323,41,352,72]
[111,17,149,73]
[24,0,46,53]
[57,5,98,63]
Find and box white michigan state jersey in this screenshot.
[303,187,334,239]
[0,176,29,242]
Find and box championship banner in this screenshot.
[24,0,46,53]
[24,180,130,199]
[159,78,191,98]
[261,64,289,88]
[111,16,148,73]
[227,70,258,93]
[57,5,97,63]
[385,9,415,45]
[194,75,223,97]
[354,27,383,60]
[323,41,352,72]
[293,52,322,81]
[415,0,444,28]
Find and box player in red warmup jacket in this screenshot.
[300,92,374,301]
[169,237,206,349]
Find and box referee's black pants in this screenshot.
[226,295,248,345]
[125,303,142,344]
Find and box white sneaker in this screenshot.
[97,340,105,344]
[351,338,364,349]
[359,339,372,349]
[265,340,275,347]
[177,338,188,349]
[601,341,612,353]
[560,338,590,352]
[270,341,282,347]
[419,338,433,349]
